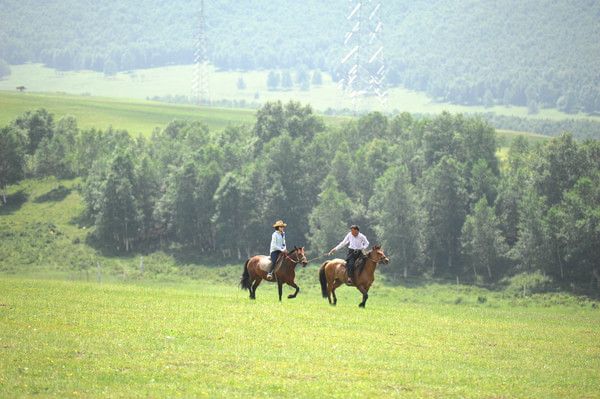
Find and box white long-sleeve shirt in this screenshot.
[270,231,286,253]
[333,232,369,252]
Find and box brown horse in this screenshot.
[319,245,389,307]
[240,247,308,301]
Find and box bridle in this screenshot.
[367,250,387,264]
[283,250,307,265]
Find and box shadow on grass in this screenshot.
[84,234,138,259]
[69,211,93,228]
[81,234,236,267]
[34,185,72,203]
[0,190,28,215]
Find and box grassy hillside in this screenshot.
[0,90,255,136]
[0,89,551,149]
[1,277,599,398]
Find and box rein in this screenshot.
[283,251,304,265]
[304,251,380,264]
[306,253,329,263]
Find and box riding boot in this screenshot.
[267,263,276,280]
[346,266,354,285]
[267,256,280,281]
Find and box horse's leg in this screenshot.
[326,281,335,305]
[286,281,300,299]
[331,280,343,306]
[357,285,369,308]
[324,268,336,305]
[251,278,261,300]
[277,281,283,302]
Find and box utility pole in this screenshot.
[192,0,210,105]
[340,0,387,111]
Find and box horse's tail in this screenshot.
[319,261,328,298]
[240,259,251,290]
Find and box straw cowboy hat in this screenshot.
[272,220,287,228]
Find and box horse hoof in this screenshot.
[358,303,365,308]
[287,294,296,299]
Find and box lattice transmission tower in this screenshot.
[192,0,210,105]
[340,0,387,108]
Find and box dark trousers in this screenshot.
[346,249,362,277]
[269,251,281,272]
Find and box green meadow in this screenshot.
[0,91,255,136]
[1,177,600,398]
[1,277,599,398]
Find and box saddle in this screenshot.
[343,252,367,286]
[269,253,285,273]
[353,252,368,275]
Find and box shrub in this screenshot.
[503,271,553,296]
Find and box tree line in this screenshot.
[1,104,599,291]
[1,0,599,113]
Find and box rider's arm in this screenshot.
[330,233,350,253]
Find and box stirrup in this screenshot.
[266,272,274,281]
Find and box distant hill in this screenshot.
[1,0,599,112]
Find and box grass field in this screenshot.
[2,177,600,397]
[2,63,599,122]
[1,277,599,398]
[0,91,256,136]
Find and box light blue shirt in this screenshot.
[270,231,286,253]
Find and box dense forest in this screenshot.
[1,0,599,113]
[2,104,599,291]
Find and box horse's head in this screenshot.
[370,245,389,265]
[292,246,308,267]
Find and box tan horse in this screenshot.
[319,245,389,307]
[240,247,308,301]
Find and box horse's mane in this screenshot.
[355,246,379,276]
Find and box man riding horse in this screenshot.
[328,224,369,285]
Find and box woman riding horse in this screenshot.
[319,245,389,307]
[267,220,287,281]
[241,246,308,301]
